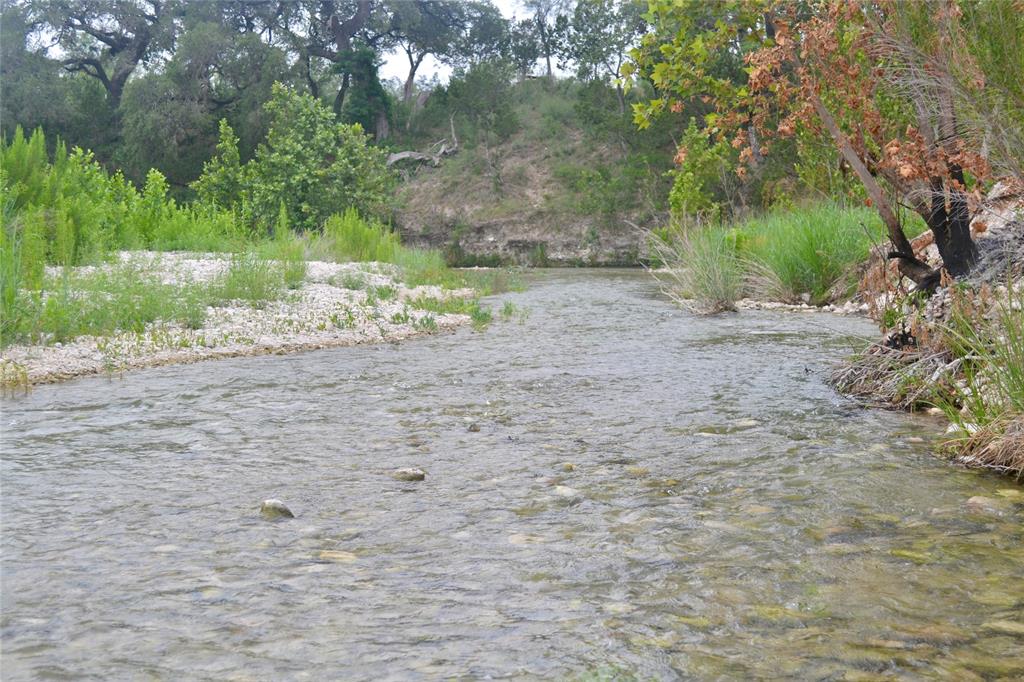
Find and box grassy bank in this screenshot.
[1,128,519,350]
[651,203,926,312]
[834,282,1024,478]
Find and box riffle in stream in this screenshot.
[2,270,1022,679]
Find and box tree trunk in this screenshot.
[403,52,425,102]
[808,91,939,289]
[334,72,350,117]
[922,176,978,278]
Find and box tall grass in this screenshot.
[940,285,1024,476]
[214,253,286,307]
[5,263,208,345]
[738,204,922,303]
[650,225,743,313]
[653,203,926,310]
[322,208,401,263]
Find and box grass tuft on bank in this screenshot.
[940,285,1024,477]
[653,203,927,310]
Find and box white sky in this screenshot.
[378,0,527,86]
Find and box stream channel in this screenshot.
[2,269,1022,679]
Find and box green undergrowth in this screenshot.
[5,263,208,345]
[653,203,927,309]
[2,127,522,347]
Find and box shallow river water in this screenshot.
[2,270,1022,680]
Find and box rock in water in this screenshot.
[260,499,295,519]
[467,423,481,432]
[553,485,582,504]
[392,468,426,482]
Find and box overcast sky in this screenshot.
[378,0,527,85]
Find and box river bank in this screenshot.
[0,251,479,388]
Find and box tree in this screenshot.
[388,0,468,102]
[563,0,646,112]
[3,3,131,166]
[522,0,570,80]
[632,0,997,287]
[505,18,542,79]
[30,0,177,109]
[274,0,375,116]
[193,84,393,232]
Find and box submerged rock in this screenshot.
[553,485,583,503]
[260,499,294,519]
[965,496,1009,515]
[317,549,357,563]
[392,468,426,481]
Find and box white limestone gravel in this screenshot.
[2,251,475,387]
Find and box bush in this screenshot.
[192,84,394,232]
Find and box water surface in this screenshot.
[2,270,1022,679]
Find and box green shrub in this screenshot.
[192,84,394,232]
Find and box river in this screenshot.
[2,269,1022,679]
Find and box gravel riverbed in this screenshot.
[1,251,474,387]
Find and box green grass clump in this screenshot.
[323,208,400,263]
[213,253,285,308]
[258,231,308,289]
[650,225,744,313]
[408,294,493,329]
[654,202,927,310]
[737,203,924,304]
[5,263,208,345]
[939,286,1024,476]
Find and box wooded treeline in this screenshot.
[1,0,649,194]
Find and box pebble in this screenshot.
[392,468,426,481]
[260,499,294,519]
[317,550,357,563]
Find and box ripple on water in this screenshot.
[1,270,1022,680]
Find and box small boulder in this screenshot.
[467,423,481,432]
[965,496,1008,515]
[553,485,583,504]
[392,468,426,482]
[260,499,294,519]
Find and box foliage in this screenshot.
[667,118,734,220]
[630,0,1016,282]
[193,84,394,232]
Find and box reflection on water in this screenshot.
[2,270,1022,680]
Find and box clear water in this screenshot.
[2,270,1021,680]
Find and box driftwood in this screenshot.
[387,115,459,168]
